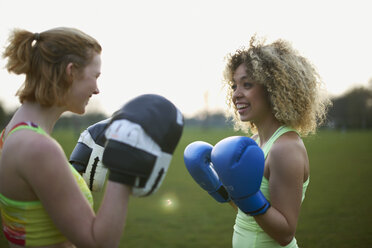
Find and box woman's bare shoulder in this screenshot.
[4,129,66,170]
[267,131,307,177]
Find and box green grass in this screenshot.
[1,128,372,247]
[297,130,372,247]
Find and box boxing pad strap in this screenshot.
[82,142,107,191]
[132,151,172,196]
[103,140,157,186]
[69,142,92,173]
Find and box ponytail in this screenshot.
[2,29,37,75]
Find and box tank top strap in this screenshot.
[0,129,5,148]
[258,126,298,158]
[11,122,47,135]
[6,122,46,138]
[1,122,47,150]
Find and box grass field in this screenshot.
[1,127,371,247]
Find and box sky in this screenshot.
[0,0,371,118]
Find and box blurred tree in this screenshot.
[0,103,5,125]
[55,112,108,136]
[328,86,372,129]
[0,100,108,133]
[0,102,11,129]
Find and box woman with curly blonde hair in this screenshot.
[220,36,331,247]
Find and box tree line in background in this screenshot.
[327,84,372,129]
[1,82,372,131]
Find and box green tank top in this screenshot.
[0,122,93,246]
[235,126,309,231]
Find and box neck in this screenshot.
[8,101,65,135]
[254,114,281,147]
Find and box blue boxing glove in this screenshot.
[211,136,270,216]
[184,141,230,203]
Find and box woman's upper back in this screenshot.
[0,122,93,247]
[0,122,61,201]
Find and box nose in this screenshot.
[93,88,100,95]
[232,85,243,100]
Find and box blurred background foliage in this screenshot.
[2,82,372,131]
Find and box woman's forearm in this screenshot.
[93,181,131,248]
[254,207,296,246]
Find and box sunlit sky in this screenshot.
[1,0,371,118]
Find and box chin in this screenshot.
[77,109,86,115]
[71,107,86,115]
[239,115,251,122]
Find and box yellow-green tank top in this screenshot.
[0,122,93,246]
[234,126,309,247]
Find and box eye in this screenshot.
[231,84,237,91]
[243,82,253,89]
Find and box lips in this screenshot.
[236,103,248,110]
[235,102,250,115]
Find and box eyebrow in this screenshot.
[232,75,248,83]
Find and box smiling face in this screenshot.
[65,53,101,114]
[231,63,272,124]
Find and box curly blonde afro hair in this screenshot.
[223,36,331,136]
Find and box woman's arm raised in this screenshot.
[254,134,308,246]
[18,132,130,248]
